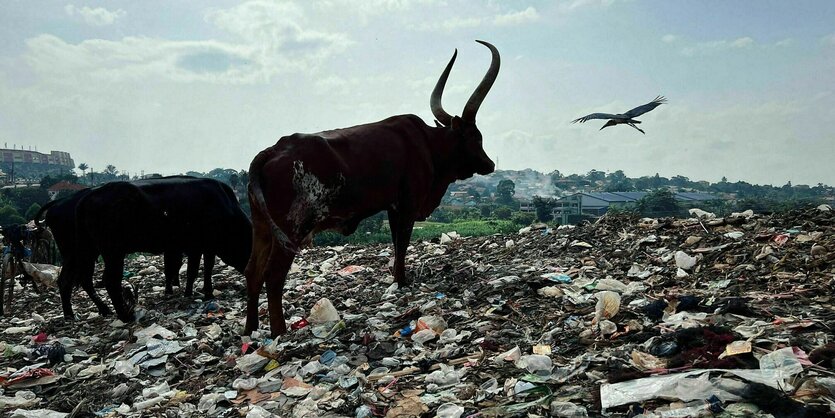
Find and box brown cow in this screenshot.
[245,40,500,337]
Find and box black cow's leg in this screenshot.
[58,258,76,319]
[392,213,415,287]
[202,252,215,297]
[163,251,182,295]
[102,254,133,322]
[79,256,111,316]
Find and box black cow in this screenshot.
[37,176,252,321]
[245,40,500,337]
[35,188,113,318]
[36,188,202,318]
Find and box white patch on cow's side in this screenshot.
[288,161,340,234]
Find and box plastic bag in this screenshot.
[594,291,621,322]
[308,298,340,323]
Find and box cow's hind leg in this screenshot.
[264,248,294,338]
[163,251,183,295]
[244,234,270,336]
[389,210,415,287]
[102,254,133,322]
[244,266,264,336]
[244,234,294,337]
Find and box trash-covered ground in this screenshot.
[2,205,835,417]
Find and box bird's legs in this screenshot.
[627,123,645,134]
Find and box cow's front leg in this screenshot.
[102,254,133,322]
[390,212,415,287]
[163,251,183,295]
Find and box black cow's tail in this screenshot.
[34,199,60,228]
[248,149,297,256]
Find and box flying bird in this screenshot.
[572,96,667,134]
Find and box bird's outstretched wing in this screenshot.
[624,95,667,118]
[571,113,619,124]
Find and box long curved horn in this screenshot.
[461,40,500,123]
[430,49,457,127]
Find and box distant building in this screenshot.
[553,191,721,223]
[0,148,75,182]
[47,180,87,200]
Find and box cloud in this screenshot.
[316,0,445,15]
[28,1,351,85]
[677,36,794,56]
[413,6,540,31]
[775,38,792,47]
[730,36,753,48]
[680,36,755,56]
[493,7,540,26]
[64,4,126,26]
[822,33,835,46]
[560,0,618,12]
[204,1,351,58]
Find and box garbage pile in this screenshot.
[1,205,834,417]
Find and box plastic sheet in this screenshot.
[600,348,805,409]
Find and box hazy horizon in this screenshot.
[1,1,834,186]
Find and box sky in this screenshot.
[1,0,834,186]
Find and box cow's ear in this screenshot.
[450,116,462,131]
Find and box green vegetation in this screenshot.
[635,189,681,216]
[39,173,80,190]
[511,211,536,226]
[0,196,25,224]
[494,206,512,220]
[496,179,516,206]
[531,196,557,222]
[3,187,50,216]
[25,203,42,221]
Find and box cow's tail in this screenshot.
[248,149,297,256]
[34,199,60,228]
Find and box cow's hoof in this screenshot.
[94,304,113,316]
[118,314,136,323]
[396,273,414,287]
